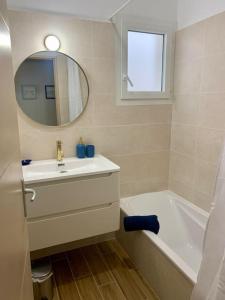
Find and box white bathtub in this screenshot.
[117,190,209,300]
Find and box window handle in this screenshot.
[123,74,134,87]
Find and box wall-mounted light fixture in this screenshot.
[0,33,11,48]
[44,35,61,51]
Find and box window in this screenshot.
[127,31,164,92]
[117,17,173,103]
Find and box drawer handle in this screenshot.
[25,188,36,202]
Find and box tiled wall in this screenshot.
[9,10,172,197]
[170,11,225,211]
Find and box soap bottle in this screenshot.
[76,137,86,159]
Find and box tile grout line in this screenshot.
[171,149,220,166]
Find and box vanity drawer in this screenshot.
[28,202,120,251]
[25,172,119,219]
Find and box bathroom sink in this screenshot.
[22,155,120,184]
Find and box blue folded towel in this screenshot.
[124,215,160,234]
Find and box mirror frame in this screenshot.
[15,51,90,127]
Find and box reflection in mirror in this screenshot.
[14,51,89,126]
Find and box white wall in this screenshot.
[178,0,225,29]
[123,0,177,23]
[7,0,178,24]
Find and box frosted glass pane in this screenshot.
[128,31,164,92]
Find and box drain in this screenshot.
[59,170,68,173]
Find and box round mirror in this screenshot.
[14,51,89,126]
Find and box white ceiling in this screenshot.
[7,0,131,21]
[178,0,225,29]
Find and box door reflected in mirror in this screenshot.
[14,51,89,126]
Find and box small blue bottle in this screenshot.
[76,137,86,159]
[86,145,95,158]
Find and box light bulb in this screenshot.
[44,35,60,51]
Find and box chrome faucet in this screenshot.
[56,140,64,162]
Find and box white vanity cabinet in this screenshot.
[22,155,120,251]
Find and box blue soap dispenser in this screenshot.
[76,137,86,159]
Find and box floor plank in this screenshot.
[108,241,158,299]
[107,241,157,299]
[68,247,103,299]
[76,275,103,300]
[100,282,126,300]
[50,240,158,300]
[82,244,114,286]
[98,242,148,300]
[52,276,60,300]
[107,239,136,270]
[52,260,80,300]
[67,248,90,279]
[130,270,159,300]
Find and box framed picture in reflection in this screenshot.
[21,85,37,100]
[45,85,55,99]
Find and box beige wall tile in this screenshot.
[172,94,199,125]
[120,182,134,198]
[201,53,225,93]
[93,124,170,156]
[9,10,172,198]
[199,93,225,129]
[175,21,205,63]
[169,152,196,187]
[192,191,213,212]
[12,9,225,212]
[136,124,171,153]
[91,58,116,94]
[121,180,168,198]
[94,94,172,126]
[174,59,203,95]
[171,124,197,156]
[204,12,225,56]
[9,10,93,63]
[168,178,194,203]
[171,11,225,211]
[194,161,218,196]
[132,180,168,197]
[93,22,115,58]
[18,118,96,160]
[110,152,169,184]
[196,127,224,164]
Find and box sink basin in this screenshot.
[22,155,120,184]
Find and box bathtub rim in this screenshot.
[120,190,209,285]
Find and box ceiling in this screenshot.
[7,0,131,21]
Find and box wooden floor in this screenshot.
[51,239,158,300]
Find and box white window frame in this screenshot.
[117,16,174,104]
